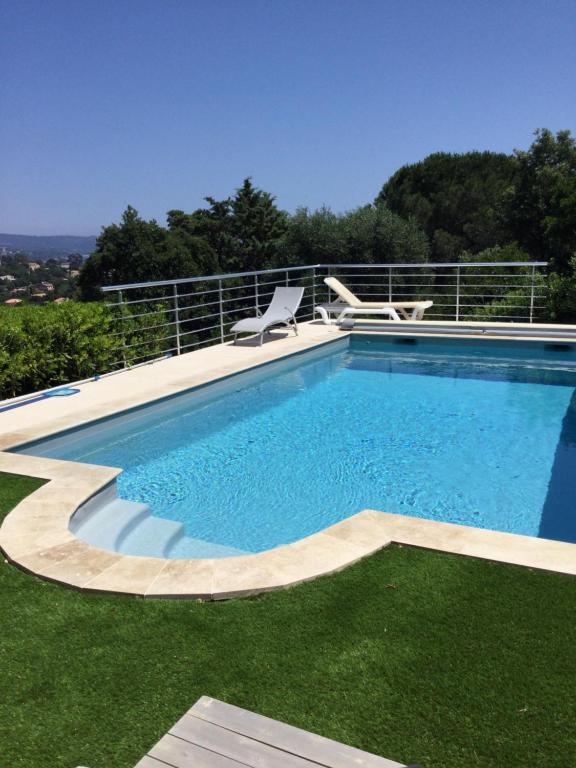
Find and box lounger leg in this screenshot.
[315,306,330,325]
[281,319,299,336]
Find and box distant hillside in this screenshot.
[0,233,97,260]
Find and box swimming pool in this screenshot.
[13,335,576,557]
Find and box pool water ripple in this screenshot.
[14,337,576,555]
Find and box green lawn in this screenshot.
[1,471,575,768]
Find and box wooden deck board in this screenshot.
[149,733,246,768]
[190,697,405,768]
[133,757,173,768]
[171,714,314,767]
[135,696,408,768]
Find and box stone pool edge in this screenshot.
[1,449,575,600]
[1,324,576,598]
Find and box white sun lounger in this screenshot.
[315,277,433,325]
[231,286,305,345]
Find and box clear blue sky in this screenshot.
[1,0,575,235]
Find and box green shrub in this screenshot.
[546,258,576,323]
[0,303,121,398]
[0,300,174,400]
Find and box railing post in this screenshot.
[311,267,316,320]
[327,266,332,303]
[285,270,289,286]
[388,266,392,302]
[118,290,127,368]
[529,264,536,323]
[218,279,224,343]
[254,275,259,314]
[173,284,181,355]
[455,266,461,322]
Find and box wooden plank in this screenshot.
[149,733,246,768]
[190,697,405,768]
[171,712,316,768]
[133,757,172,768]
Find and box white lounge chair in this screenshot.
[315,277,433,325]
[231,286,305,345]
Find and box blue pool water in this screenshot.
[14,336,576,555]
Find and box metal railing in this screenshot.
[101,261,548,368]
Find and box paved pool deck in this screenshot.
[1,320,575,599]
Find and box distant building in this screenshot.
[11,287,27,295]
[35,281,54,292]
[28,261,41,271]
[4,298,22,306]
[0,274,16,282]
[53,296,70,304]
[69,269,80,278]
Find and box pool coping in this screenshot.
[1,322,576,598]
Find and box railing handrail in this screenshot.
[318,261,548,269]
[101,261,548,293]
[101,265,318,293]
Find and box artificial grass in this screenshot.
[0,471,46,513]
[1,471,575,768]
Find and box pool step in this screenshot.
[72,498,150,551]
[72,495,249,559]
[116,514,185,558]
[168,535,249,559]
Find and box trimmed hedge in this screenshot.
[0,302,170,399]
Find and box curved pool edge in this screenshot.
[0,452,392,598]
[1,451,575,600]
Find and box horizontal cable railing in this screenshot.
[101,261,548,368]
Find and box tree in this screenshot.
[377,152,519,260]
[230,178,288,270]
[547,257,576,322]
[282,203,429,266]
[507,129,576,273]
[78,207,166,298]
[67,253,84,270]
[170,201,237,271]
[78,206,215,299]
[339,203,430,264]
[165,210,220,276]
[186,178,288,272]
[281,206,344,266]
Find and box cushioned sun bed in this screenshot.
[315,277,432,325]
